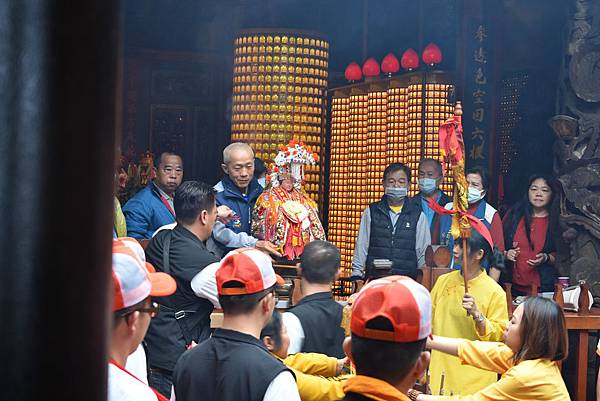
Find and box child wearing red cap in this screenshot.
[340,275,432,401]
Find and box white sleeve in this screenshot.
[282,312,305,355]
[262,371,301,401]
[415,212,432,268]
[351,207,371,277]
[190,262,221,308]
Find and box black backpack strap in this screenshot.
[161,230,196,346]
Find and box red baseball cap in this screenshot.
[351,275,432,343]
[112,244,177,312]
[113,237,156,273]
[216,248,284,295]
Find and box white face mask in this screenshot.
[467,186,485,204]
[418,178,438,194]
[385,186,408,201]
[257,177,266,188]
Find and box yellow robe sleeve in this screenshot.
[442,370,529,401]
[457,340,514,374]
[290,367,347,401]
[283,352,338,377]
[475,289,508,342]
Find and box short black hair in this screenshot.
[154,151,182,168]
[219,285,275,315]
[419,158,443,176]
[174,181,216,225]
[300,240,341,284]
[260,310,283,350]
[457,229,493,267]
[254,157,267,177]
[383,163,412,183]
[351,317,426,384]
[465,166,489,190]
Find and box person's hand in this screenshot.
[336,357,348,375]
[255,240,282,257]
[505,247,520,262]
[527,253,547,267]
[462,293,480,318]
[216,205,234,224]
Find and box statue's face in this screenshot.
[281,177,294,191]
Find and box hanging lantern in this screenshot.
[345,62,363,82]
[422,43,442,66]
[381,53,400,76]
[362,57,381,77]
[400,48,419,71]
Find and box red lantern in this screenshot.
[422,43,442,65]
[344,62,362,81]
[401,48,419,70]
[381,53,400,75]
[362,58,380,77]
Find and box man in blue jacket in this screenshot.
[213,143,279,256]
[123,152,183,239]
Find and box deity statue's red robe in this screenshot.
[252,185,325,260]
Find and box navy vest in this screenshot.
[288,292,345,358]
[173,329,292,401]
[366,197,421,279]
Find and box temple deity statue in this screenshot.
[252,140,326,260]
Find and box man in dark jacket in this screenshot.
[414,158,451,245]
[213,142,279,255]
[143,180,219,397]
[172,248,300,401]
[283,240,346,358]
[123,152,183,239]
[352,163,431,281]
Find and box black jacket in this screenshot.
[173,329,292,401]
[287,292,345,358]
[366,197,421,279]
[144,224,220,371]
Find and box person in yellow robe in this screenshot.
[429,229,507,396]
[260,311,349,401]
[415,296,569,400]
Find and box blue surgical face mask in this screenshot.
[418,178,438,194]
[257,177,266,188]
[467,186,485,204]
[385,186,408,200]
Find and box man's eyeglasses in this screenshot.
[137,301,160,318]
[117,301,160,319]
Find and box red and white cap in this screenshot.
[113,237,157,273]
[351,275,432,343]
[216,248,284,295]
[112,243,176,312]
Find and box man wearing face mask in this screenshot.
[413,158,452,245]
[351,163,431,281]
[440,166,505,281]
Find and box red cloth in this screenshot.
[467,202,505,252]
[511,216,549,293]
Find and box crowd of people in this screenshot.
[108,142,571,401]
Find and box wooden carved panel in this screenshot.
[151,69,211,102]
[149,104,190,159]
